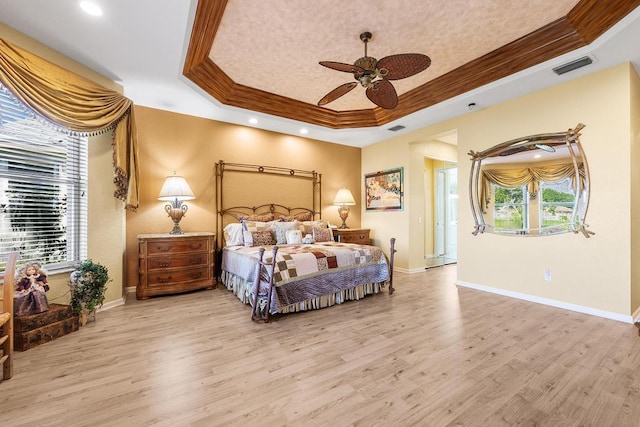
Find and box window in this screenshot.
[492,184,527,232]
[539,178,576,232]
[0,84,87,272]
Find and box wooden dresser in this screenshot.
[137,232,216,300]
[332,228,370,245]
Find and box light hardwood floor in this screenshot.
[1,265,639,426]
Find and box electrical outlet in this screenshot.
[544,269,552,281]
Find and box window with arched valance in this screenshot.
[0,37,139,210]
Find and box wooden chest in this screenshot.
[137,232,216,300]
[14,304,79,351]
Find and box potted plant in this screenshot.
[69,259,111,326]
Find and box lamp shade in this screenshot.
[158,174,195,201]
[333,188,356,206]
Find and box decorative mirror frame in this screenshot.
[468,123,594,238]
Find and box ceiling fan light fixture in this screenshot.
[318,31,431,110]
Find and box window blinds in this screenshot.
[0,84,87,271]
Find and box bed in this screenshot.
[215,161,396,321]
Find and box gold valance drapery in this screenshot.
[480,163,585,212]
[0,37,139,210]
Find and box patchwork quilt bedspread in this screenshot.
[221,242,390,312]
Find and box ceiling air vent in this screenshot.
[553,56,593,75]
[388,125,406,132]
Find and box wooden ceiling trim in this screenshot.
[183,0,227,75]
[568,0,640,43]
[183,0,638,130]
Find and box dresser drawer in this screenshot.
[146,238,209,255]
[147,266,210,287]
[340,231,369,245]
[145,253,208,271]
[336,229,370,245]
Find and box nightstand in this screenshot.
[332,228,370,245]
[137,232,216,300]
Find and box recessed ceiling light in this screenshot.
[248,118,258,124]
[299,128,308,135]
[79,1,103,16]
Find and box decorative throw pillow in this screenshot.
[272,221,299,244]
[298,220,324,234]
[238,213,275,222]
[285,229,303,244]
[242,220,278,233]
[223,223,244,246]
[280,212,313,222]
[313,227,333,242]
[251,230,274,246]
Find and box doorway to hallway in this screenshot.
[425,159,457,268]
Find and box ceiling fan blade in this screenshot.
[319,61,365,74]
[366,79,398,109]
[376,53,431,80]
[317,82,358,106]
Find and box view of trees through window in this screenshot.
[493,185,527,230]
[540,178,575,230]
[492,178,576,233]
[0,85,87,272]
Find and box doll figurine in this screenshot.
[14,262,50,315]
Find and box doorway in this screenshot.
[425,159,457,268]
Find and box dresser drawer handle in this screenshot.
[189,257,203,265]
[189,243,203,250]
[156,245,172,252]
[156,276,172,284]
[157,262,171,268]
[189,272,203,279]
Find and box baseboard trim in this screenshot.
[632,306,640,324]
[96,296,125,313]
[456,280,634,324]
[394,267,427,274]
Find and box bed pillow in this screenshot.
[242,220,274,233]
[272,221,299,244]
[223,223,244,246]
[250,230,274,247]
[286,229,303,244]
[298,220,324,234]
[279,212,313,222]
[313,227,333,242]
[238,213,275,222]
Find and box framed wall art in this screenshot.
[365,167,403,211]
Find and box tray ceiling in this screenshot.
[184,0,639,129]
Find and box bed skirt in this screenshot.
[221,270,385,314]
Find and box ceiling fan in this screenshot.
[317,32,431,109]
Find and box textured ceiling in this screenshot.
[209,0,580,112]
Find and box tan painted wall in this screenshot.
[124,106,362,288]
[630,65,640,317]
[362,139,412,268]
[87,133,126,304]
[0,24,126,306]
[364,63,637,317]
